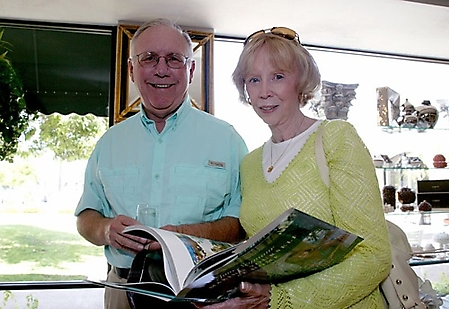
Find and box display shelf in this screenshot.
[386,211,449,265]
[376,167,428,193]
[376,167,449,171]
[376,167,449,195]
[385,211,449,296]
[380,126,449,134]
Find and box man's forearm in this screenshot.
[78,210,245,247]
[169,216,246,244]
[76,209,111,246]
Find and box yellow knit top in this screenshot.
[240,120,391,308]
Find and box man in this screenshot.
[75,18,248,309]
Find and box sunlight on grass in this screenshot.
[0,224,104,281]
[0,225,102,267]
[0,274,85,281]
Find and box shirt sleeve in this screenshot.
[222,126,249,218]
[74,136,113,217]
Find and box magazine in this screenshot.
[86,208,363,303]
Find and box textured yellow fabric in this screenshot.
[240,120,391,309]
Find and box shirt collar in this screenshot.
[140,95,191,133]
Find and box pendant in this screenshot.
[267,166,273,173]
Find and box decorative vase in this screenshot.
[415,100,439,129]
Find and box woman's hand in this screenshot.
[193,282,270,309]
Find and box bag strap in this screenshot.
[315,121,330,187]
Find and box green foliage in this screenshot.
[26,113,107,161]
[0,274,85,281]
[432,272,449,295]
[0,225,102,268]
[1,290,38,309]
[0,28,36,163]
[0,160,37,188]
[1,27,106,163]
[25,294,39,309]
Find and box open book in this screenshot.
[87,208,363,303]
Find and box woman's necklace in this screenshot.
[267,138,294,173]
[267,117,307,173]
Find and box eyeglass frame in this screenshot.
[244,27,301,46]
[131,51,191,69]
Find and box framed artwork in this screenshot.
[113,24,214,124]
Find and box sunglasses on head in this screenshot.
[244,27,301,46]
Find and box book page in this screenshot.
[123,209,362,302]
[123,226,194,292]
[214,209,363,283]
[85,279,226,304]
[86,279,176,302]
[234,208,296,254]
[158,230,234,288]
[178,208,363,301]
[149,229,196,292]
[123,225,233,293]
[183,245,236,282]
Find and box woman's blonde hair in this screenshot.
[232,33,321,107]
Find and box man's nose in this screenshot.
[154,57,170,75]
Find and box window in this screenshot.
[214,40,449,158]
[0,20,112,306]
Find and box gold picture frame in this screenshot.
[113,24,214,124]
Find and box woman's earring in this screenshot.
[245,93,252,105]
[244,84,251,104]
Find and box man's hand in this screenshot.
[105,215,151,254]
[77,209,157,254]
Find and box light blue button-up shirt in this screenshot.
[75,95,248,268]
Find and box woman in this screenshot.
[197,27,391,308]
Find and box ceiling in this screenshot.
[1,0,449,61]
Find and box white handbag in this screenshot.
[380,221,427,309]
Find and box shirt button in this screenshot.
[155,174,160,179]
[158,139,163,144]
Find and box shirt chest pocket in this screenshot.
[99,167,140,206]
[172,166,231,222]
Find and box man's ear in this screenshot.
[128,58,135,83]
[188,60,196,84]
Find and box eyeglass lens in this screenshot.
[136,52,188,69]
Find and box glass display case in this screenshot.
[373,126,449,200]
[385,211,449,296]
[376,167,449,195]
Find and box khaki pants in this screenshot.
[104,268,130,309]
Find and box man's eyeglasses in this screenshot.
[133,52,190,69]
[244,27,301,46]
